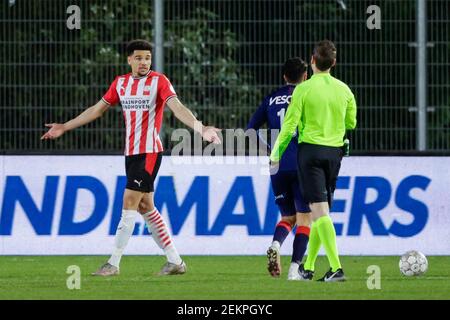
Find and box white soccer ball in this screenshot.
[399,250,428,277]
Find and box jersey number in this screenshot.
[277,108,286,127]
[277,107,297,138]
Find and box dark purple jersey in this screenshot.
[247,84,298,171]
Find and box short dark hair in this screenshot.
[126,39,152,56]
[313,40,337,71]
[283,57,308,83]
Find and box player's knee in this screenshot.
[137,201,154,214]
[123,194,140,210]
[296,213,312,227]
[281,216,296,227]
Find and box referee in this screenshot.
[270,40,357,282]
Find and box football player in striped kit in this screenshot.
[41,39,221,276]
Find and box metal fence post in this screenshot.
[416,0,427,151]
[154,0,164,73]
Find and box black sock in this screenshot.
[272,221,292,245]
[291,226,310,264]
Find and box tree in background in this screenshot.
[0,0,259,153]
[164,7,260,150]
[1,0,448,153]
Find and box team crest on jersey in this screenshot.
[143,85,152,95]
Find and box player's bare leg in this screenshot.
[267,215,295,277]
[139,193,186,275]
[92,189,143,276]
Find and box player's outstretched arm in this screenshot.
[41,100,110,140]
[246,100,271,155]
[166,97,221,144]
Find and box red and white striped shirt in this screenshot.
[102,71,177,156]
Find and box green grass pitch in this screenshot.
[0,256,449,300]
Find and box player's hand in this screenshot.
[202,126,222,145]
[40,123,66,140]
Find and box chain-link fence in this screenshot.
[428,0,450,151]
[1,0,449,154]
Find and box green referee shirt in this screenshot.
[270,72,357,162]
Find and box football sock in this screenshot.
[143,209,182,265]
[108,209,137,268]
[315,215,342,272]
[291,226,310,264]
[304,221,321,271]
[272,220,292,246]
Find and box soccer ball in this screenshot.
[399,250,428,276]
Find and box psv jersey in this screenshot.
[102,71,177,156]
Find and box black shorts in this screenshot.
[297,143,343,206]
[125,153,162,193]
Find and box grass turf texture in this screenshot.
[0,256,449,300]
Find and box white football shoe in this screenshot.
[91,262,119,276]
[266,245,281,277]
[158,261,187,276]
[287,262,301,280]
